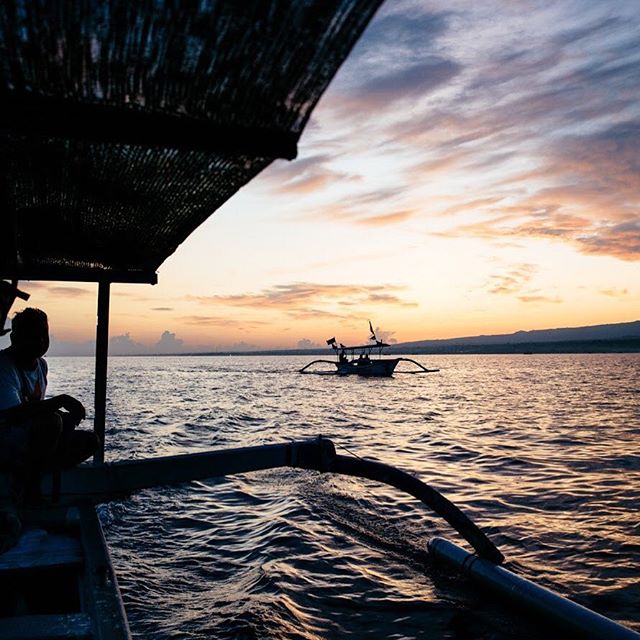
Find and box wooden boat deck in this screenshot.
[0,505,130,640]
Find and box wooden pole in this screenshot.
[93,281,110,464]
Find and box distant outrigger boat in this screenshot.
[299,323,439,377]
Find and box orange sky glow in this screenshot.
[2,1,639,354]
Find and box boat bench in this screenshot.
[0,506,129,639]
[0,529,91,638]
[0,529,83,573]
[0,613,92,639]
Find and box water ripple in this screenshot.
[46,353,640,638]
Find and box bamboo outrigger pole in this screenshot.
[429,538,640,640]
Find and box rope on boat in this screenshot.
[335,441,367,462]
[395,357,439,374]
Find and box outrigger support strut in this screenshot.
[299,359,337,374]
[327,453,501,563]
[395,358,439,373]
[93,281,110,465]
[34,437,503,564]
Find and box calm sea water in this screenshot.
[47,354,639,639]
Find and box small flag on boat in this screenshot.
[368,320,376,341]
[326,337,336,346]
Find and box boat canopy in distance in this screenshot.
[0,0,382,284]
[338,343,390,351]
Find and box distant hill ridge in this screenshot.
[90,320,640,356]
[394,320,640,349]
[207,320,640,356]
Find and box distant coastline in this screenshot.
[45,319,640,356]
[157,320,640,356]
[389,337,640,355]
[178,337,640,357]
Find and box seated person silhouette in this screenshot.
[0,308,99,503]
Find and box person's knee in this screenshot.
[87,431,100,457]
[45,412,63,449]
[41,410,63,431]
[75,430,100,462]
[29,412,62,452]
[60,411,79,433]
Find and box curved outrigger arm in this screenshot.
[395,358,439,373]
[299,359,337,373]
[328,453,500,563]
[20,437,503,564]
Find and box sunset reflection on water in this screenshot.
[48,353,640,639]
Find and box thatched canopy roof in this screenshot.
[0,1,382,283]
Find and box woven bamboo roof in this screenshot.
[0,1,382,283]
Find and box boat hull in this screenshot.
[336,358,399,377]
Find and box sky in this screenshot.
[2,0,639,355]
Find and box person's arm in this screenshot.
[0,394,85,427]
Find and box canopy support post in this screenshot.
[93,281,110,465]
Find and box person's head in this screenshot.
[10,308,49,360]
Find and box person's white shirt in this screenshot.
[0,348,48,411]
